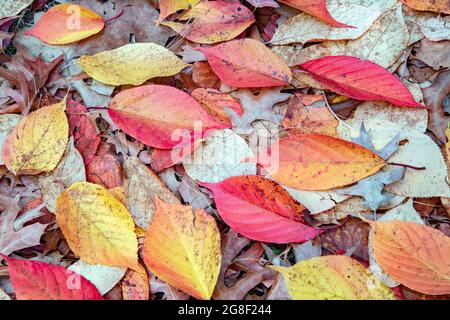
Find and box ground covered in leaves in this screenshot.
[0,0,449,300]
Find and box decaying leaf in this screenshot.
[157,0,200,22]
[401,0,450,14]
[0,0,33,19]
[2,100,69,175]
[78,43,188,86]
[123,157,180,229]
[55,182,139,269]
[142,198,221,300]
[0,196,47,255]
[271,0,395,45]
[38,137,86,213]
[182,129,256,183]
[122,268,149,300]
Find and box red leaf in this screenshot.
[66,100,101,165]
[198,38,292,88]
[201,176,322,243]
[279,0,352,28]
[300,56,422,107]
[108,85,228,149]
[4,256,104,300]
[86,143,123,189]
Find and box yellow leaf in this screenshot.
[78,43,188,86]
[2,100,69,175]
[142,198,221,300]
[271,255,396,300]
[56,182,139,269]
[158,0,200,23]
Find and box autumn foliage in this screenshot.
[0,0,449,301]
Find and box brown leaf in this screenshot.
[423,69,450,143]
[86,144,124,189]
[0,50,62,114]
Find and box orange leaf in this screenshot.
[282,94,339,137]
[199,38,292,88]
[161,1,255,44]
[25,4,104,45]
[372,220,450,295]
[257,133,385,190]
[401,0,450,14]
[142,198,221,299]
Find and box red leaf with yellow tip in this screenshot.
[201,175,322,243]
[4,256,103,300]
[256,133,385,190]
[279,0,352,27]
[300,56,422,107]
[25,4,104,45]
[372,220,450,295]
[198,38,292,88]
[161,1,255,44]
[108,85,228,149]
[142,198,221,300]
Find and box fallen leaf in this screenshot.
[258,133,385,191]
[198,38,292,88]
[38,137,86,213]
[423,69,450,143]
[300,56,422,107]
[192,62,220,88]
[271,0,394,45]
[2,100,69,175]
[0,51,63,114]
[78,43,188,86]
[415,39,450,70]
[68,260,126,295]
[157,0,200,22]
[142,198,221,300]
[0,0,33,19]
[55,182,139,269]
[122,268,149,300]
[191,88,243,126]
[25,4,104,44]
[371,220,450,295]
[229,88,290,134]
[4,256,103,300]
[271,255,396,299]
[66,100,100,165]
[123,157,180,229]
[0,114,21,165]
[282,94,338,137]
[0,196,47,255]
[161,1,255,44]
[320,218,370,261]
[201,175,322,243]
[86,144,123,189]
[0,288,10,300]
[182,129,256,183]
[401,0,450,14]
[108,85,227,149]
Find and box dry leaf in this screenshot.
[38,137,86,213]
[123,157,180,229]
